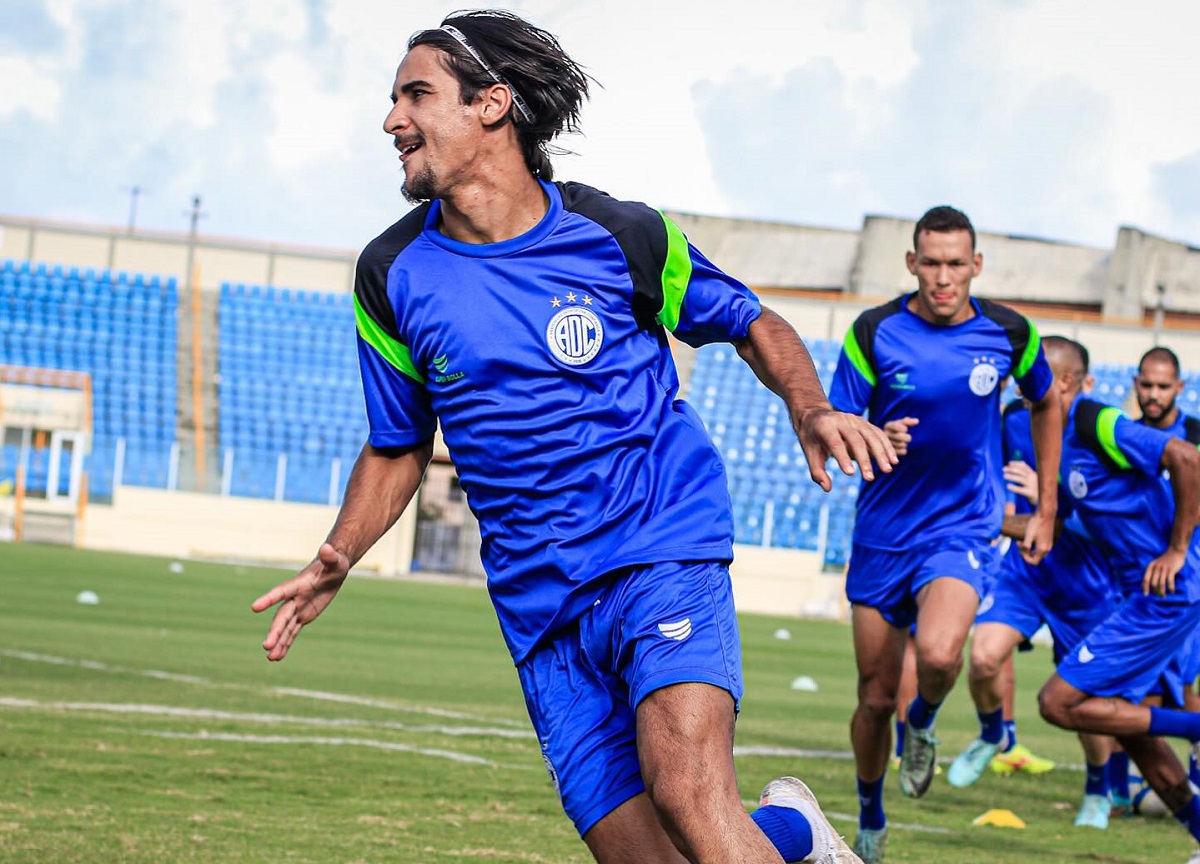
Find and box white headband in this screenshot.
[439,24,535,124]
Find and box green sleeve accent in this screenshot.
[842,325,877,388]
[1096,406,1132,470]
[353,293,425,384]
[1014,317,1041,379]
[655,212,692,332]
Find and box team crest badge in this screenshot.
[969,357,1000,396]
[546,306,603,366]
[1068,467,1088,499]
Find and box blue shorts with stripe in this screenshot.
[1057,592,1200,706]
[846,538,999,629]
[516,560,743,837]
[977,545,1117,664]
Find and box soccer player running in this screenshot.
[1131,345,1200,800]
[829,205,1062,863]
[1034,338,1200,863]
[251,11,895,864]
[946,341,1119,830]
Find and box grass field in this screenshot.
[0,542,1195,863]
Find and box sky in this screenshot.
[2,0,1199,253]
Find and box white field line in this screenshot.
[0,648,527,727]
[141,730,496,764]
[0,696,534,739]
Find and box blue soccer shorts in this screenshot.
[1057,592,1200,705]
[846,537,999,629]
[515,560,744,837]
[977,547,1116,664]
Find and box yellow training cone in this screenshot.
[971,809,1026,829]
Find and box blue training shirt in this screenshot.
[829,295,1053,551]
[353,180,762,662]
[1062,397,1200,600]
[1003,399,1114,609]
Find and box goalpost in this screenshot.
[0,365,93,543]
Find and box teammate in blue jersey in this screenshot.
[1031,338,1200,861]
[829,205,1061,863]
[1133,345,1200,797]
[250,11,895,864]
[946,338,1118,829]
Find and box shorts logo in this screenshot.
[967,550,981,570]
[658,618,693,641]
[978,593,995,615]
[546,307,603,367]
[969,360,1000,396]
[1069,467,1088,499]
[1078,644,1095,664]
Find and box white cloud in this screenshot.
[1,0,1198,250]
[0,55,60,120]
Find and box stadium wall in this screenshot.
[80,485,417,575]
[73,485,844,618]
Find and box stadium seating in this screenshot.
[5,257,1197,538]
[0,259,178,499]
[216,282,367,504]
[687,340,858,567]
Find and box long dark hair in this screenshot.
[409,10,592,179]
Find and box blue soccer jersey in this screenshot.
[1145,411,1200,442]
[1061,397,1200,600]
[989,399,1114,619]
[829,296,1053,550]
[353,180,762,662]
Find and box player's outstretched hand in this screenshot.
[797,408,898,492]
[881,417,919,457]
[1019,509,1055,565]
[251,542,350,661]
[1144,548,1185,597]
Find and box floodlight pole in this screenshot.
[126,185,142,233]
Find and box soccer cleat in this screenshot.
[852,826,888,864]
[990,743,1055,775]
[899,723,939,798]
[1074,794,1111,829]
[1185,849,1200,864]
[948,738,1002,788]
[892,754,941,775]
[759,776,863,864]
[1110,793,1133,817]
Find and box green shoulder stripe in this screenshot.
[842,324,877,387]
[1014,317,1041,379]
[655,212,692,332]
[1095,406,1132,470]
[353,294,424,384]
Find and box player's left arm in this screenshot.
[734,307,896,491]
[1145,437,1200,596]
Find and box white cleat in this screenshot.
[759,776,864,864]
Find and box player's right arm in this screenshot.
[1145,437,1200,596]
[253,227,439,661]
[252,440,433,660]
